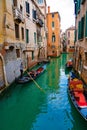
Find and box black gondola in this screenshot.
[16,66,45,84]
[65,59,73,69]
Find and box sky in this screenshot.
[46,0,75,32]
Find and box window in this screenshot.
[21,27,24,40]
[34,32,36,44]
[81,16,85,39]
[16,49,20,58]
[85,52,87,66]
[20,5,23,13]
[15,23,19,39]
[13,0,17,6]
[75,2,78,16]
[26,29,29,43]
[68,40,70,44]
[52,34,56,42]
[32,9,36,20]
[68,32,70,38]
[38,0,43,4]
[78,21,81,40]
[32,51,34,60]
[52,22,54,28]
[85,11,87,37]
[78,16,85,40]
[78,0,81,13]
[52,13,54,18]
[26,2,30,14]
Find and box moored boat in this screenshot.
[68,72,87,121]
[66,59,73,69]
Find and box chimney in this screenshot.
[48,6,50,13]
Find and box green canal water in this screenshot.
[0,54,87,130]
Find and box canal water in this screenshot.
[0,53,87,130]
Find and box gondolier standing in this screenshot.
[20,62,23,78]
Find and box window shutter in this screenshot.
[81,16,85,39]
[75,2,78,16]
[26,2,27,13]
[32,10,36,19]
[32,9,34,18]
[26,2,30,14]
[85,11,87,37]
[34,10,36,19]
[78,0,81,13]
[26,29,29,43]
[78,21,81,40]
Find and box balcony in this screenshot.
[36,18,43,27]
[13,7,24,23]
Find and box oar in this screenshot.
[26,71,45,93]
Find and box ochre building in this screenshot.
[47,6,61,57]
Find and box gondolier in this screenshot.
[20,62,23,78]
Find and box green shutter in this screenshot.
[78,21,81,40]
[26,29,29,43]
[81,16,85,39]
[85,11,87,37]
[78,0,81,13]
[34,32,36,44]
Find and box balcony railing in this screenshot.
[13,7,24,23]
[36,18,43,27]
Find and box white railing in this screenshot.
[13,7,24,23]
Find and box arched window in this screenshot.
[52,34,56,42]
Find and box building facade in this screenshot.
[60,32,67,53]
[65,26,75,53]
[36,0,47,61]
[74,0,87,84]
[47,6,61,57]
[0,0,47,90]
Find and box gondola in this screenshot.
[15,76,31,84]
[65,59,73,69]
[16,66,45,84]
[68,72,87,121]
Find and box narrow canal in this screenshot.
[0,54,87,130]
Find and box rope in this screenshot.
[26,71,45,93]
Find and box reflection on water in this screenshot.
[0,53,87,130]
